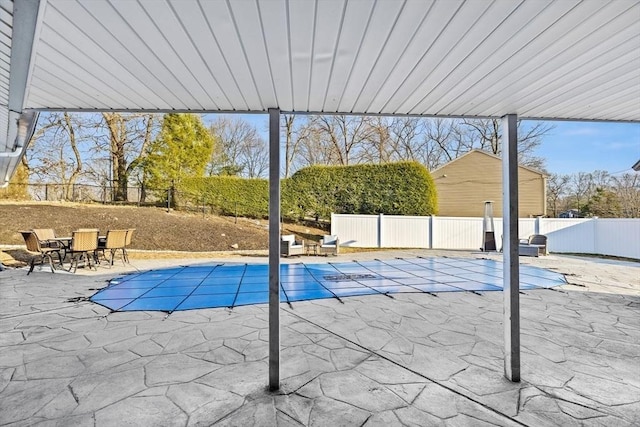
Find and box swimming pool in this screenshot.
[90,257,566,313]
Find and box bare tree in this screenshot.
[461,118,552,169]
[588,170,612,190]
[461,118,501,154]
[308,115,375,166]
[360,116,393,164]
[384,117,425,163]
[570,172,593,214]
[28,112,88,200]
[241,136,269,178]
[208,117,259,176]
[423,118,471,168]
[295,124,336,168]
[546,173,571,217]
[611,173,640,218]
[101,113,156,201]
[282,114,310,177]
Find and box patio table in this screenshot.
[50,236,72,251]
[51,235,105,265]
[306,242,319,256]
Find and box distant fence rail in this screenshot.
[0,182,163,204]
[0,183,256,218]
[331,214,640,260]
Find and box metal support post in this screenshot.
[268,108,281,390]
[502,114,520,382]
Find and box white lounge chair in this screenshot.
[519,234,548,256]
[319,235,339,256]
[280,234,305,257]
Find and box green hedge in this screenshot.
[179,176,269,218]
[286,162,437,219]
[179,162,437,220]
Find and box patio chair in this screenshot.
[32,228,62,249]
[122,228,135,263]
[519,234,548,256]
[20,230,63,275]
[95,229,128,266]
[319,235,339,256]
[67,229,99,273]
[280,234,305,257]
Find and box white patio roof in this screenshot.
[2,0,640,182]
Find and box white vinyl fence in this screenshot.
[331,214,640,259]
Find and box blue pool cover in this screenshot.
[90,257,566,313]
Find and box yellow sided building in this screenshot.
[432,150,547,218]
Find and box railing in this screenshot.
[0,182,162,204]
[331,214,640,260]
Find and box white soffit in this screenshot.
[19,0,640,121]
[0,0,13,151]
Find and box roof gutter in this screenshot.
[1,0,43,188]
[1,111,39,188]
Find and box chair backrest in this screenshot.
[322,235,338,246]
[32,228,56,241]
[125,228,135,246]
[21,231,42,253]
[529,234,547,246]
[281,234,295,243]
[71,229,99,252]
[105,229,128,249]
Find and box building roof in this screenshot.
[2,0,639,184]
[431,149,547,177]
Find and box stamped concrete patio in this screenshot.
[1,250,638,426]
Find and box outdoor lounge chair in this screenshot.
[519,234,548,256]
[319,235,339,256]
[280,234,305,257]
[95,229,128,266]
[20,230,63,275]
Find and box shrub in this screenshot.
[180,176,269,218]
[0,163,30,200]
[287,162,437,219]
[179,162,437,220]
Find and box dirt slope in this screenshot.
[0,202,324,252]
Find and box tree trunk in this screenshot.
[64,113,82,201]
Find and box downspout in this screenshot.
[2,0,45,187]
[1,111,39,187]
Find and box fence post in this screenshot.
[378,213,384,248]
[429,215,435,249]
[330,213,335,235]
[593,216,598,255]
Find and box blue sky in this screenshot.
[532,121,640,176]
[203,114,640,176]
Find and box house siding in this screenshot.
[433,151,546,217]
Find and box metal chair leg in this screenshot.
[68,254,79,273]
[45,254,56,274]
[55,251,64,269]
